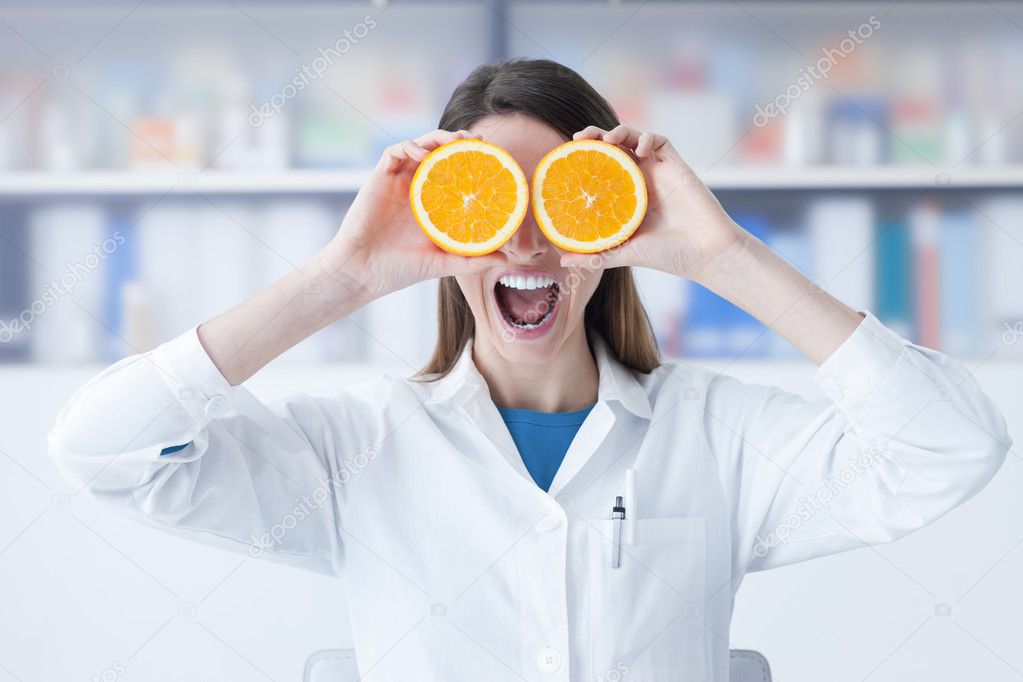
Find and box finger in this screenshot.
[635,131,655,158]
[402,139,429,162]
[603,124,642,149]
[593,125,653,166]
[413,129,459,149]
[573,125,607,141]
[414,128,482,151]
[638,129,671,159]
[604,125,666,157]
[436,250,508,277]
[380,140,427,173]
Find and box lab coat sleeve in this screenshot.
[712,312,1011,574]
[47,326,386,577]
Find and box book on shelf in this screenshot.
[633,268,683,358]
[256,199,362,363]
[874,216,913,340]
[100,209,142,361]
[938,209,982,357]
[680,214,770,359]
[28,204,107,363]
[0,208,30,361]
[808,195,875,313]
[910,201,942,350]
[137,202,208,347]
[981,196,1023,359]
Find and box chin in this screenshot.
[487,313,573,365]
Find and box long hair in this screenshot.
[417,58,660,378]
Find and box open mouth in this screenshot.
[493,272,561,333]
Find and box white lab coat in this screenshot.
[48,312,1009,682]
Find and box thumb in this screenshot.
[436,250,508,278]
[559,243,631,270]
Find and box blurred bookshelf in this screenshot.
[2,0,1023,367]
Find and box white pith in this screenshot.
[531,139,647,253]
[411,140,528,255]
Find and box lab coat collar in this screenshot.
[426,331,652,421]
[423,332,653,496]
[591,333,653,420]
[425,340,485,405]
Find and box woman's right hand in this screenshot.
[324,129,508,305]
[199,129,509,385]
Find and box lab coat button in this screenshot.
[535,509,564,533]
[204,394,229,418]
[536,646,562,673]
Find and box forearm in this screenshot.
[695,229,863,365]
[198,247,369,385]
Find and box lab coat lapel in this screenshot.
[427,340,535,487]
[546,401,615,497]
[460,390,534,485]
[547,334,652,498]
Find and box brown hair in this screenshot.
[417,58,660,378]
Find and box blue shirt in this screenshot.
[497,405,594,492]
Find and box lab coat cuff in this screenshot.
[814,311,906,410]
[150,325,236,427]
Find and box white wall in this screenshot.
[1,361,1018,681]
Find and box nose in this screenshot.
[501,215,549,262]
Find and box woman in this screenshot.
[49,59,1009,681]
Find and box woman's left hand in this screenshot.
[561,125,745,283]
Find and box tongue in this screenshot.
[498,286,553,324]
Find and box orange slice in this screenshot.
[531,139,647,254]
[410,139,529,256]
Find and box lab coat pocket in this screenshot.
[588,517,707,681]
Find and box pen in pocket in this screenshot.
[625,468,637,545]
[610,495,625,569]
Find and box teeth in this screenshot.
[498,274,557,290]
[509,306,555,330]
